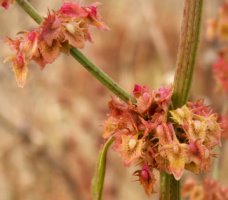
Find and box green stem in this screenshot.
[92,136,114,200]
[172,0,203,108]
[70,48,134,103]
[160,172,180,200]
[15,0,135,103]
[16,0,42,24]
[160,0,203,199]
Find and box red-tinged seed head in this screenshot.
[60,3,74,14]
[28,31,36,42]
[86,5,97,17]
[133,84,143,96]
[140,169,150,181]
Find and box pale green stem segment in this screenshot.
[15,0,135,103]
[92,136,114,200]
[70,48,135,103]
[160,0,204,199]
[16,0,42,24]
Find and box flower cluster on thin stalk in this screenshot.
[103,84,223,195]
[0,0,13,9]
[4,1,109,87]
[182,177,228,200]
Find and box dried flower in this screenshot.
[103,84,222,195]
[170,100,221,174]
[103,85,173,194]
[158,124,188,180]
[4,31,39,87]
[133,164,156,195]
[4,1,108,87]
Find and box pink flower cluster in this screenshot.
[5,1,109,87]
[213,50,228,93]
[183,178,228,200]
[0,0,13,9]
[103,85,222,195]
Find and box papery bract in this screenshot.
[5,31,39,87]
[133,164,156,195]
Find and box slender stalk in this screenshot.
[92,136,114,200]
[16,0,42,24]
[160,0,203,199]
[70,48,134,103]
[15,0,135,103]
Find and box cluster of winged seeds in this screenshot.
[103,84,223,194]
[4,1,108,87]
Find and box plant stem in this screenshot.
[70,48,134,103]
[160,0,203,199]
[15,0,135,103]
[172,0,203,108]
[16,0,42,24]
[92,136,114,200]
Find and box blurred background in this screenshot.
[0,0,227,199]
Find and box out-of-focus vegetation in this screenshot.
[0,1,227,199]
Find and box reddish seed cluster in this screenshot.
[0,0,13,9]
[4,1,109,87]
[206,3,228,41]
[103,84,222,195]
[183,178,228,200]
[212,49,228,93]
